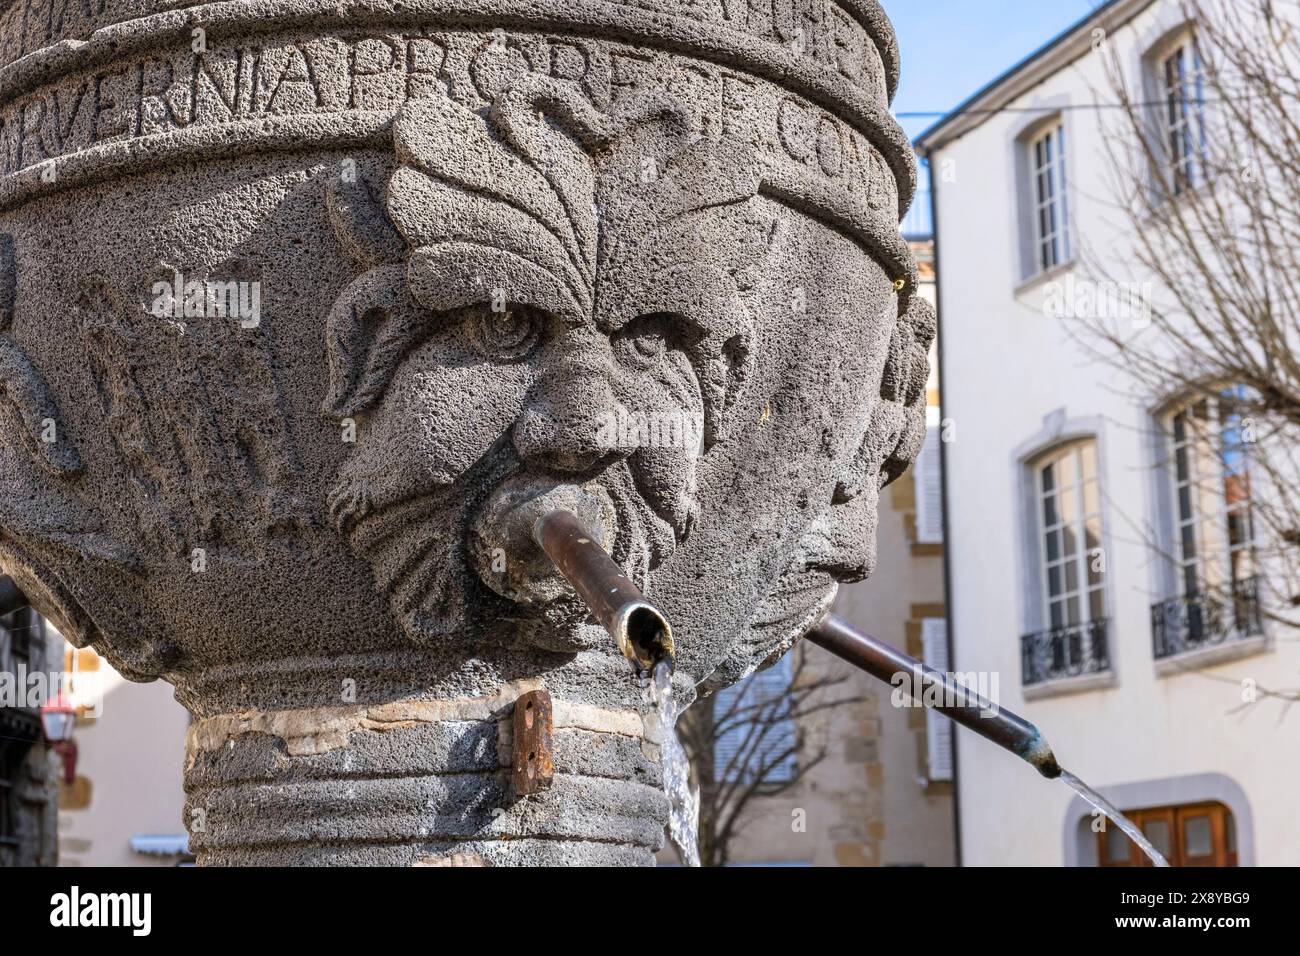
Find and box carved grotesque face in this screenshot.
[323,77,932,677]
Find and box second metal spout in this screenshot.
[532,509,675,672]
[806,614,1062,779]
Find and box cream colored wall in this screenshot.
[57,656,190,867]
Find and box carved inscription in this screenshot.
[0,0,888,95]
[0,29,898,214]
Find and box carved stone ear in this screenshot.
[321,265,427,420]
[877,294,936,487]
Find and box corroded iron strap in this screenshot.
[533,510,674,671]
[806,614,1061,778]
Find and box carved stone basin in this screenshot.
[0,0,930,864]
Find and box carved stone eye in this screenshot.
[471,306,543,362]
[614,313,672,369]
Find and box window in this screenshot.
[1038,441,1106,630]
[1153,388,1261,658]
[712,654,797,786]
[1159,39,1207,194]
[1022,440,1110,685]
[1099,802,1238,867]
[1030,123,1070,271]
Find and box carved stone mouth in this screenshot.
[467,475,618,607]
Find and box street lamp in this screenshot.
[40,693,78,785]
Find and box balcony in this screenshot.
[1151,575,1265,660]
[1021,619,1111,687]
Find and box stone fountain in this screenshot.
[0,0,931,865]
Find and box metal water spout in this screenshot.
[806,615,1061,778]
[532,509,675,675]
[805,615,1168,866]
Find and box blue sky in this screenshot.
[882,0,1105,142]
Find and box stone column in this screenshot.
[0,0,931,864]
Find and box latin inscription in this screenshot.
[0,29,898,213]
[0,0,887,95]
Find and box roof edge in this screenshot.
[914,0,1157,155]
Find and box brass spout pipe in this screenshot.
[806,615,1061,779]
[533,509,675,672]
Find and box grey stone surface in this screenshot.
[0,0,930,864]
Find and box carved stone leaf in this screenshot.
[391,94,587,295]
[0,337,83,478]
[385,167,589,315]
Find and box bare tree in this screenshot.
[676,646,861,867]
[1067,0,1300,688]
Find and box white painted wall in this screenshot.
[930,0,1298,866]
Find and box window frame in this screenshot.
[1029,121,1071,273]
[1144,28,1210,197]
[1159,389,1257,605]
[1033,439,1107,633]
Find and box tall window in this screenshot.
[1023,440,1110,686]
[1154,388,1260,656]
[1160,39,1207,194]
[1030,122,1070,272]
[1037,441,1106,631]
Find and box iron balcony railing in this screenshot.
[1151,575,1264,660]
[1021,618,1111,687]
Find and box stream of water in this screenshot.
[1060,769,1170,867]
[641,659,701,867]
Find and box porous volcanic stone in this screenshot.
[0,0,931,864]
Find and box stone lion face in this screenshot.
[322,76,932,682]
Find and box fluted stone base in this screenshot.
[183,683,669,866]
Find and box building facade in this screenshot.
[919,0,1297,866]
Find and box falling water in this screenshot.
[641,659,701,867]
[1059,769,1170,867]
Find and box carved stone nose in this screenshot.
[513,347,625,474]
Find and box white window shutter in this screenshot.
[914,426,944,544]
[921,618,954,782]
[712,654,797,784]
